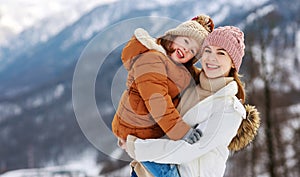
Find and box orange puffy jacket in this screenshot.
[112,28,192,140]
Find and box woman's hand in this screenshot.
[119,138,135,159]
[118,138,134,158]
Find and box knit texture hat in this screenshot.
[202,26,245,72]
[165,14,214,49]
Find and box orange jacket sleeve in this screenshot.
[132,52,190,140]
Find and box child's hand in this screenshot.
[183,124,203,144]
[117,138,127,149]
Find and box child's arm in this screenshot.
[133,52,191,140]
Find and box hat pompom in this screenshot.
[192,14,214,33]
[164,14,214,62]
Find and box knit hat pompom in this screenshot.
[165,14,214,48]
[191,14,214,33]
[201,26,245,72]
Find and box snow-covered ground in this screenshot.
[0,148,131,177]
[0,166,131,177]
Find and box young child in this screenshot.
[112,14,214,146]
[111,15,213,177]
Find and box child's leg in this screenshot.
[142,161,180,177]
[131,168,138,177]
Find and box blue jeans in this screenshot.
[131,161,180,177]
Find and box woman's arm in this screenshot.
[126,97,245,164]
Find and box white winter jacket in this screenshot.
[126,81,246,177]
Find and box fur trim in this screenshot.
[134,28,166,55]
[228,104,260,151]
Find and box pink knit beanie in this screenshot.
[201,26,245,72]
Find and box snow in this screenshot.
[31,97,43,108]
[54,84,65,98]
[252,78,265,90]
[219,0,268,7]
[250,31,300,92]
[287,103,300,117]
[0,0,120,46]
[0,147,131,177]
[25,84,64,109]
[0,103,22,122]
[0,84,66,124]
[297,30,300,57]
[131,0,180,9]
[295,29,300,89]
[0,149,98,177]
[151,0,181,6]
[52,149,99,176]
[60,0,183,51]
[211,5,231,25]
[240,4,275,28]
[60,7,113,51]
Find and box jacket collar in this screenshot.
[134,28,166,55]
[199,71,234,93]
[213,81,238,97]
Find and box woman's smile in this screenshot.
[206,63,219,69]
[201,46,233,78]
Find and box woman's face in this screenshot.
[201,45,234,78]
[170,36,200,64]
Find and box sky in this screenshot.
[0,0,119,45]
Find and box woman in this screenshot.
[125,26,260,177]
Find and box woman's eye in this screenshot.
[204,49,211,53]
[191,50,195,54]
[218,52,225,55]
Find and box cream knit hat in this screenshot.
[201,26,245,72]
[165,14,214,48]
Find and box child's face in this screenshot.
[170,36,200,64]
[201,45,234,78]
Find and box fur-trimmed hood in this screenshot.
[228,104,261,151]
[121,28,166,70]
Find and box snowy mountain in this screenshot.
[0,0,273,96]
[0,0,119,45]
[0,0,299,176]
